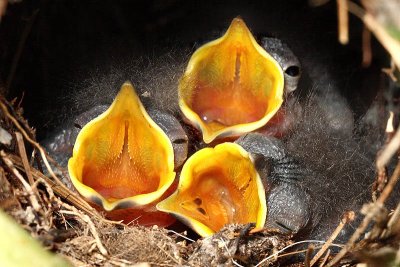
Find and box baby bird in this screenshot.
[42,17,381,243]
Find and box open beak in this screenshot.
[179,17,284,144]
[68,82,176,215]
[157,142,267,237]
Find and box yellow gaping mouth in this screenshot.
[179,17,284,143]
[157,142,267,237]
[68,82,176,211]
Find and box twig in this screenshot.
[373,112,395,200]
[327,161,400,266]
[155,243,181,266]
[32,177,58,230]
[219,238,244,267]
[381,201,400,239]
[310,211,355,266]
[255,240,343,267]
[0,150,40,211]
[382,60,398,82]
[309,0,330,7]
[362,25,372,67]
[32,149,44,174]
[32,177,55,201]
[107,258,135,267]
[376,114,399,174]
[146,262,174,267]
[43,153,71,183]
[60,206,108,256]
[347,1,400,70]
[7,153,119,226]
[167,230,195,243]
[0,0,7,20]
[319,249,331,267]
[277,248,316,258]
[305,245,314,267]
[15,132,34,184]
[378,160,400,204]
[0,100,65,188]
[337,0,349,44]
[7,153,98,218]
[386,111,395,138]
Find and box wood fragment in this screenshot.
[255,240,343,267]
[0,0,7,19]
[348,1,400,70]
[305,244,314,267]
[7,153,98,218]
[311,211,355,266]
[0,100,63,188]
[376,125,400,180]
[319,249,331,267]
[155,242,181,266]
[0,150,40,211]
[308,0,330,7]
[337,0,349,44]
[373,112,396,201]
[362,25,372,67]
[382,60,398,82]
[15,132,34,185]
[381,201,400,239]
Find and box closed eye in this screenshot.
[275,221,294,233]
[173,138,187,144]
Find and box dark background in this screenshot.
[0,0,386,139]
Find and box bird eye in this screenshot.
[285,65,300,77]
[74,123,82,129]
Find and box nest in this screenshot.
[0,95,296,266]
[1,1,400,266]
[0,78,399,267]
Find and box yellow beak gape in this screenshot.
[179,18,284,143]
[68,82,176,212]
[157,143,267,237]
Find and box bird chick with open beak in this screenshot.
[42,17,378,244]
